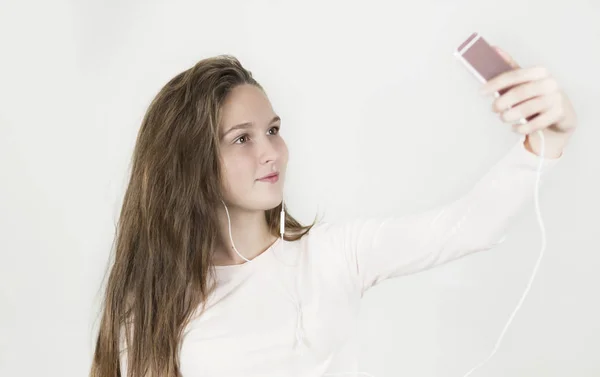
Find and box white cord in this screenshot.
[222,200,253,263]
[222,126,545,377]
[461,128,546,376]
[222,198,310,349]
[222,199,286,263]
[323,128,547,377]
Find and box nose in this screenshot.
[258,136,280,165]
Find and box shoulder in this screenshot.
[297,218,365,261]
[304,218,371,243]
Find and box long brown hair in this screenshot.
[90,55,317,377]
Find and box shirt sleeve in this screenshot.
[322,136,565,296]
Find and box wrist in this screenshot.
[524,128,573,159]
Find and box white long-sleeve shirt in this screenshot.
[120,136,564,377]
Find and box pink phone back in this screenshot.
[457,33,538,120]
[458,33,514,85]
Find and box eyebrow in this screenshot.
[221,116,281,140]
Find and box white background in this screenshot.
[1,1,599,376]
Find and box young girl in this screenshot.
[90,50,577,377]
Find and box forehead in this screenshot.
[220,84,275,129]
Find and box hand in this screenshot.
[480,46,578,138]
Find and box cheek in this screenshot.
[278,139,289,164]
[222,154,254,190]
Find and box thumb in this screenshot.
[493,46,520,69]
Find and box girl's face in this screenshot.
[218,84,288,211]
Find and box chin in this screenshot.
[226,191,282,212]
[251,193,283,211]
[263,194,283,210]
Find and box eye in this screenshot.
[234,134,249,144]
[268,126,280,135]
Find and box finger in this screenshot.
[481,65,551,95]
[492,77,559,112]
[500,94,557,123]
[492,46,520,69]
[512,105,565,135]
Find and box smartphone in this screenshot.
[454,32,515,95]
[454,32,531,123]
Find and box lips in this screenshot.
[258,173,279,183]
[258,172,279,180]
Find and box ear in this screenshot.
[493,46,520,69]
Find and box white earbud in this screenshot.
[280,199,286,239]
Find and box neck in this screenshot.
[214,204,277,266]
